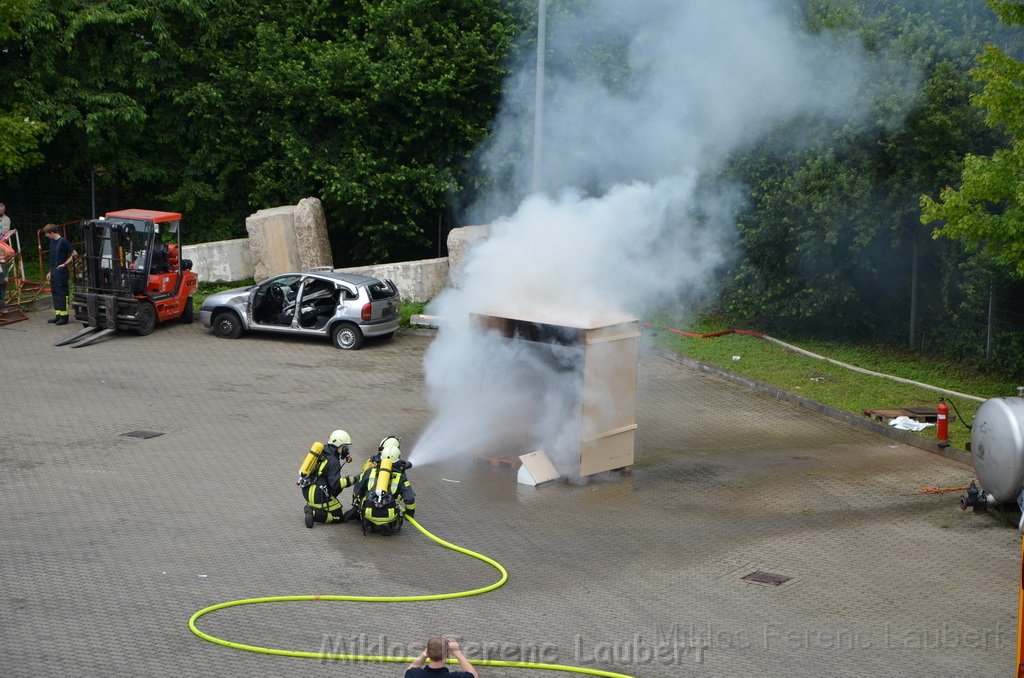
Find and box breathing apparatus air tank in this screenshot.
[374,456,394,501]
[299,442,326,477]
[372,438,402,501]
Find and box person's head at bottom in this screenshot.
[426,636,447,663]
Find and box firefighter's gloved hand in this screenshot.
[345,456,353,463]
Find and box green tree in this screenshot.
[175,0,517,261]
[4,0,516,263]
[921,1,1024,279]
[724,1,1005,344]
[0,0,46,176]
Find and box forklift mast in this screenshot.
[77,218,155,297]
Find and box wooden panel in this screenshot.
[581,333,638,436]
[580,428,636,476]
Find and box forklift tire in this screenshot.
[180,297,194,324]
[212,311,242,339]
[135,303,156,336]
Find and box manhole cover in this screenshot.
[742,570,791,586]
[121,430,165,439]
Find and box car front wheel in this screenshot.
[332,323,363,350]
[212,311,243,339]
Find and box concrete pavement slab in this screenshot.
[0,316,1015,677]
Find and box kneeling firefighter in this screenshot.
[297,429,355,529]
[352,436,415,535]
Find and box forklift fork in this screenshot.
[54,326,117,348]
[55,293,118,347]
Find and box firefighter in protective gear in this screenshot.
[351,437,415,535]
[330,429,353,449]
[354,435,398,474]
[299,430,355,528]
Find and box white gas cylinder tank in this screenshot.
[972,396,1024,503]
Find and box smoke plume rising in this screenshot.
[409,0,907,472]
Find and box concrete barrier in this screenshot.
[338,258,448,304]
[182,215,491,302]
[182,235,448,303]
[182,238,254,284]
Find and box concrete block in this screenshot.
[245,198,331,282]
[245,206,300,282]
[293,197,333,272]
[182,238,254,284]
[446,224,490,288]
[409,314,441,328]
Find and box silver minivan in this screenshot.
[198,271,401,349]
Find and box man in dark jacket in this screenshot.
[300,429,354,528]
[405,637,478,677]
[43,223,77,325]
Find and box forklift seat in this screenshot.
[151,243,170,274]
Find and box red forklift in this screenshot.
[57,209,198,348]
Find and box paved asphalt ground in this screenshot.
[1,311,1018,677]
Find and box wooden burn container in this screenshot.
[471,308,639,477]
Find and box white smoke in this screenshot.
[408,0,906,471]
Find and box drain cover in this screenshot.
[121,430,165,439]
[742,570,791,586]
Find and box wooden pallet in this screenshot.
[863,408,953,424]
[475,454,522,470]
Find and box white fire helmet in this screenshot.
[378,435,400,451]
[380,440,401,463]
[329,430,352,447]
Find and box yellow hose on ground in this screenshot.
[189,516,634,677]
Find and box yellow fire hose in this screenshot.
[189,515,634,677]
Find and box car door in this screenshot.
[364,279,401,322]
[295,276,338,334]
[334,282,360,324]
[248,274,301,330]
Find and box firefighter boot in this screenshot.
[304,505,314,529]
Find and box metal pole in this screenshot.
[986,282,994,361]
[91,169,96,218]
[908,243,917,349]
[531,0,547,195]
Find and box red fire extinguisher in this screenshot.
[936,398,950,447]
